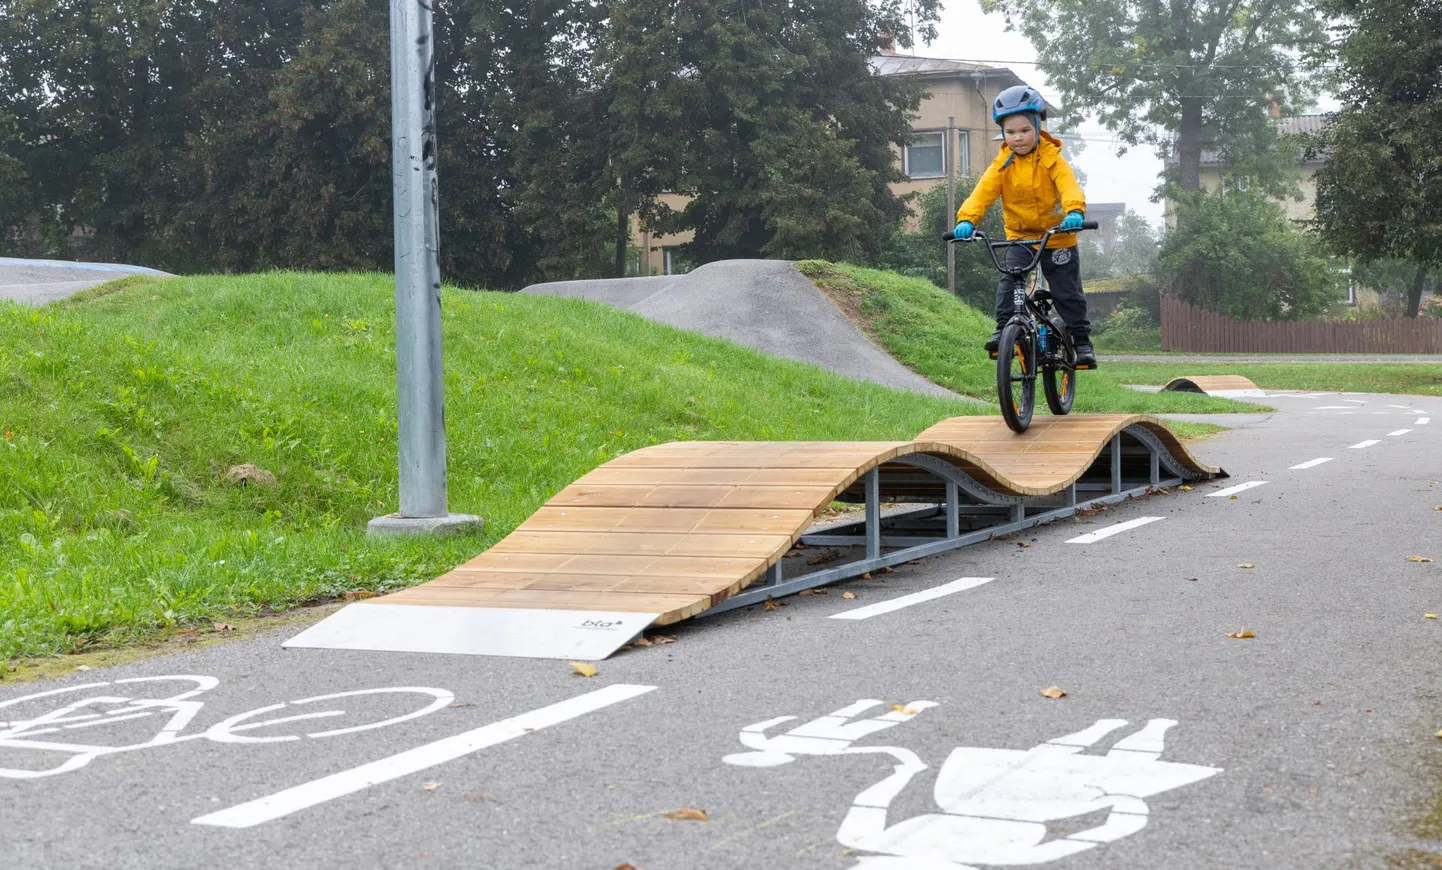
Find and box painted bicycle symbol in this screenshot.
[724,699,1222,868]
[0,675,453,779]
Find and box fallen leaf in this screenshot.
[213,622,236,632]
[343,590,377,601]
[1436,729,1442,739]
[1040,686,1067,699]
[614,865,639,870]
[651,634,676,645]
[891,704,918,715]
[1434,507,1442,511]
[1228,495,1239,501]
[878,566,894,574]
[798,588,829,596]
[1179,485,1193,491]
[1238,563,1255,569]
[861,572,873,580]
[842,591,857,600]
[423,782,441,792]
[1016,541,1030,548]
[1408,555,1434,563]
[631,637,653,647]
[664,808,709,822]
[1425,614,1438,620]
[1185,577,1199,582]
[763,598,778,611]
[1225,631,1256,639]
[568,661,598,677]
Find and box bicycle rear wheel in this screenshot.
[1043,362,1076,415]
[996,322,1035,433]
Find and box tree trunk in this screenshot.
[615,196,629,278]
[1406,268,1426,318]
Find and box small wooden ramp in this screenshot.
[286,415,1223,660]
[1162,375,1264,397]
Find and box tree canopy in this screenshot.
[1311,0,1442,314]
[981,0,1328,196]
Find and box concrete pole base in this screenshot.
[367,513,485,537]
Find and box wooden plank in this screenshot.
[379,585,708,616]
[425,572,744,596]
[451,552,767,579]
[518,507,813,535]
[551,484,838,510]
[487,531,790,558]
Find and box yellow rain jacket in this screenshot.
[955,130,1086,250]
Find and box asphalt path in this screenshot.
[0,257,170,305]
[3,392,1440,869]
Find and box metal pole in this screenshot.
[946,115,957,298]
[370,0,481,536]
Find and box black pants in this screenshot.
[994,244,1090,342]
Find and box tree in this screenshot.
[1081,210,1160,280]
[1157,187,1342,320]
[982,0,1327,197]
[604,0,942,265]
[878,178,1007,311]
[1311,0,1442,317]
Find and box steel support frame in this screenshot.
[700,427,1198,618]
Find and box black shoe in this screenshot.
[1074,342,1097,368]
[984,329,1003,354]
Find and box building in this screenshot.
[1195,113,1328,222]
[630,53,1045,275]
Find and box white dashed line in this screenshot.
[191,684,657,828]
[1387,404,1411,409]
[1418,418,1431,425]
[1066,516,1165,544]
[1206,481,1271,498]
[1312,406,1353,410]
[1290,458,1333,470]
[1387,429,1413,437]
[1344,399,1367,405]
[1349,440,1381,449]
[830,577,994,620]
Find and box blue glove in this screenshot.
[1060,211,1085,231]
[953,220,975,241]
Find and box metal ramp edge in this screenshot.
[283,414,1226,660]
[1162,375,1265,398]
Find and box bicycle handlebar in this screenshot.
[941,220,1099,276]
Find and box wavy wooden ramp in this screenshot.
[285,415,1223,660]
[1162,375,1264,397]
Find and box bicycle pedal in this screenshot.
[988,351,999,360]
[1074,362,1097,371]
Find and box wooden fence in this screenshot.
[1160,297,1442,353]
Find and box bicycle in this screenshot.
[944,221,1099,433]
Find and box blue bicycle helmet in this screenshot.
[993,85,1047,125]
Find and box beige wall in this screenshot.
[1196,164,1322,222]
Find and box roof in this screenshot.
[1194,113,1330,166]
[870,55,1000,77]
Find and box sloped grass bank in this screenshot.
[794,261,1254,415]
[0,272,977,661]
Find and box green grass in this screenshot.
[796,261,1442,399]
[0,272,980,661]
[1102,361,1442,396]
[794,261,1256,417]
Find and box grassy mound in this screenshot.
[0,272,977,660]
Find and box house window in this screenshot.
[956,130,971,176]
[662,247,693,276]
[904,132,945,179]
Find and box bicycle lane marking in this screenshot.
[1290,458,1333,470]
[830,577,995,620]
[1065,517,1164,544]
[1205,481,1269,498]
[190,683,656,829]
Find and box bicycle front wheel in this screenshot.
[997,322,1035,433]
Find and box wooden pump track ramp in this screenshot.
[1162,375,1265,398]
[286,415,1225,660]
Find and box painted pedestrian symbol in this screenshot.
[723,700,1221,868]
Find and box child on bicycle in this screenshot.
[953,85,1095,368]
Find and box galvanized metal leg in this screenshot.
[945,482,960,539]
[865,468,881,559]
[1011,503,1025,523]
[766,561,782,585]
[1066,483,1077,507]
[1149,450,1160,485]
[1111,435,1122,494]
